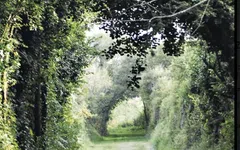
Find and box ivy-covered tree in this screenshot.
[0,0,95,149]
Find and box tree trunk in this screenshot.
[34,83,42,137]
[237,1,240,149]
[142,101,149,128]
[2,52,9,122]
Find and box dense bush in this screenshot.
[0,1,95,149]
[139,42,234,150]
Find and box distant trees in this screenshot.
[82,54,139,135]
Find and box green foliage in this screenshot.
[94,0,234,87]
[139,47,173,131]
[107,97,144,129]
[0,0,97,149]
[0,1,23,149]
[87,124,104,142]
[0,1,234,149]
[0,103,19,150]
[139,41,233,150]
[82,51,138,135]
[93,0,234,88]
[45,88,89,149]
[41,12,94,149]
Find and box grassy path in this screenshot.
[87,140,153,150]
[87,127,154,150]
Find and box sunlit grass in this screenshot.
[87,96,149,149]
[92,126,147,143]
[87,126,152,150]
[87,126,151,150]
[86,141,151,150]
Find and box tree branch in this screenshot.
[101,0,208,25]
[126,0,158,11]
[148,0,207,23]
[112,0,207,24]
[201,57,226,82]
[191,0,211,35]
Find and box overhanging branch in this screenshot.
[117,0,208,23]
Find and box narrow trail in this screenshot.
[87,139,154,150]
[86,125,154,149]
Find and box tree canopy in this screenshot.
[92,0,234,88]
[0,0,234,149]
